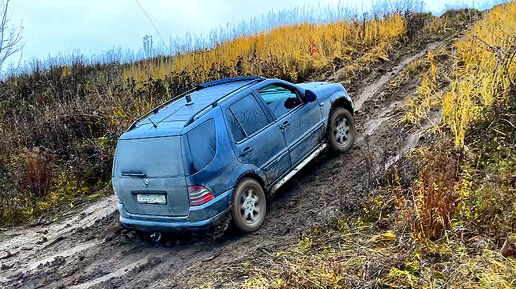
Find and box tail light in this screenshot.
[188,185,215,206]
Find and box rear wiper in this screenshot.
[121,172,147,178]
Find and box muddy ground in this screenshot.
[0,40,446,289]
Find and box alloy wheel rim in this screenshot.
[333,116,350,147]
[239,188,260,224]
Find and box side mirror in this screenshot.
[303,90,317,102]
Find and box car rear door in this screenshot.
[256,84,324,166]
[226,93,291,184]
[112,136,190,216]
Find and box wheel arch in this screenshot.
[331,95,354,115]
[233,170,267,196]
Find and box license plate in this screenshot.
[137,194,166,204]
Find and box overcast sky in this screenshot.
[4,0,481,65]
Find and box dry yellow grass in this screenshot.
[401,2,515,142]
[400,48,442,126]
[123,14,405,84]
[442,2,516,146]
[397,0,516,244]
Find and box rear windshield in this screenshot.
[114,136,184,178]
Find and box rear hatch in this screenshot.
[112,136,189,216]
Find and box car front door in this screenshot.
[226,93,291,184]
[257,84,324,166]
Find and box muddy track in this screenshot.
[0,41,444,289]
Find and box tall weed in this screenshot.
[442,3,516,146]
[397,1,516,241]
[392,139,462,241]
[123,14,406,85]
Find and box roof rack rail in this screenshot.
[185,77,264,127]
[127,76,265,131]
[127,86,198,131]
[196,76,264,89]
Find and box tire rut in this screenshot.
[351,41,443,112]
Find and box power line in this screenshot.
[134,0,166,47]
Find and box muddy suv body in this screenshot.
[112,76,355,234]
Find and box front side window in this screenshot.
[187,119,216,174]
[228,94,269,138]
[258,84,301,119]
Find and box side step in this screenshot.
[270,143,328,194]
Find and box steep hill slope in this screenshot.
[0,39,446,288]
[2,5,514,289]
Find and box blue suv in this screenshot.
[112,76,355,236]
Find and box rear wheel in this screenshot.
[328,107,356,153]
[231,178,266,233]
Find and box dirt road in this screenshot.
[0,41,444,289]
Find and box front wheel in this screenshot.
[231,178,266,233]
[328,107,356,153]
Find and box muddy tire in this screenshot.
[328,107,356,153]
[231,178,266,233]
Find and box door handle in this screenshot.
[240,147,253,157]
[280,121,290,130]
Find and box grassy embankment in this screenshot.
[240,2,516,288]
[0,12,408,225]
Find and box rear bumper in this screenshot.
[118,188,232,233]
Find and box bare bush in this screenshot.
[391,139,462,241]
[9,147,53,201]
[0,0,23,70]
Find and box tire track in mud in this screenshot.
[0,41,444,289]
[352,41,442,113]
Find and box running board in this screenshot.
[270,143,328,194]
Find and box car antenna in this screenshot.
[148,117,158,128]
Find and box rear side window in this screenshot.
[187,119,216,174]
[229,94,269,138]
[226,110,246,143]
